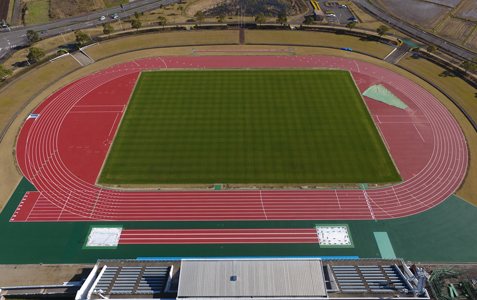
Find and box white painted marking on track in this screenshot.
[413,124,425,142]
[58,191,72,221]
[353,60,360,73]
[109,113,120,137]
[363,190,375,220]
[375,123,390,150]
[392,186,401,206]
[260,190,268,220]
[335,190,341,209]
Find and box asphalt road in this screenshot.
[0,0,180,61]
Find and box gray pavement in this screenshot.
[11,0,21,24]
[71,50,94,66]
[384,43,412,64]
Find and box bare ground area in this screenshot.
[84,30,239,61]
[455,0,477,20]
[186,0,307,18]
[50,0,105,20]
[378,0,452,30]
[0,264,93,286]
[0,0,10,20]
[437,17,475,44]
[464,27,477,50]
[245,30,395,58]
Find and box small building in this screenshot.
[314,10,325,21]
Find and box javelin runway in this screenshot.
[11,56,468,222]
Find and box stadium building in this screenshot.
[75,258,429,300]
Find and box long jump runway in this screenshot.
[11,56,468,222]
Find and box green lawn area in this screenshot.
[26,0,50,25]
[99,70,400,185]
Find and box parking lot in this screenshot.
[316,0,355,24]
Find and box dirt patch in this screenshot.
[50,0,105,20]
[437,17,475,44]
[455,0,477,20]
[0,0,11,20]
[187,0,306,18]
[464,27,477,50]
[379,0,451,30]
[0,264,93,286]
[245,30,395,59]
[103,0,126,6]
[187,0,223,16]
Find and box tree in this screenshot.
[346,21,356,31]
[26,30,39,44]
[217,13,226,23]
[158,16,167,28]
[27,47,45,62]
[303,16,314,25]
[178,5,184,16]
[134,11,141,19]
[376,25,389,37]
[255,12,266,25]
[160,4,165,13]
[195,11,205,24]
[0,65,13,80]
[276,12,287,25]
[131,19,142,32]
[461,60,477,73]
[75,30,89,45]
[268,12,273,20]
[103,23,114,37]
[171,3,175,9]
[427,44,438,53]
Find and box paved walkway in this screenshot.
[11,0,20,24]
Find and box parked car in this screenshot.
[340,5,347,8]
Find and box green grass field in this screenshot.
[99,70,400,185]
[25,0,50,26]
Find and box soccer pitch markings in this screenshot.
[12,56,467,222]
[98,69,400,185]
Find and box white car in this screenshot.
[340,5,347,8]
[99,16,106,21]
[112,15,119,19]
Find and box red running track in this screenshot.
[119,228,319,244]
[12,56,468,222]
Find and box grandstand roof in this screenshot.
[177,259,327,299]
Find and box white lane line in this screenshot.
[260,190,268,220]
[335,190,341,209]
[109,113,120,136]
[413,124,425,142]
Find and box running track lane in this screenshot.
[11,56,468,222]
[118,228,319,244]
